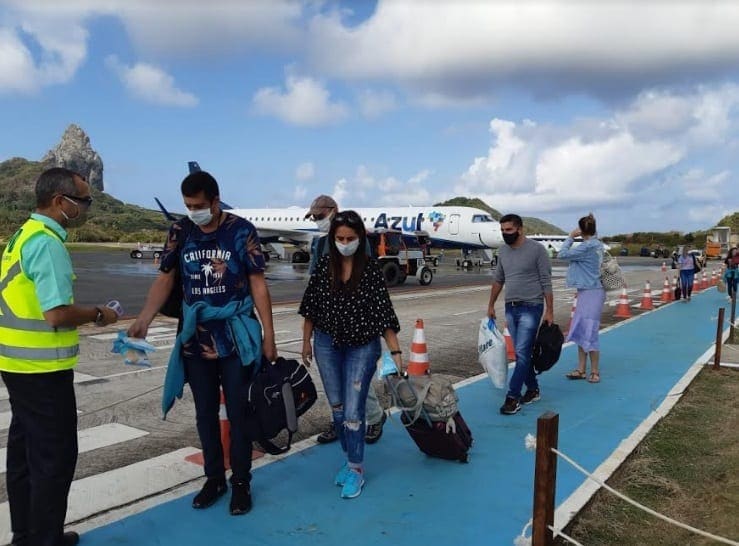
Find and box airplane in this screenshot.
[156,198,505,263]
[152,160,506,263]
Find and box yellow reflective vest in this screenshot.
[0,218,79,373]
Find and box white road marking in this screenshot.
[0,423,149,474]
[0,372,96,402]
[0,447,203,544]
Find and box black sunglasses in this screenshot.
[63,194,94,207]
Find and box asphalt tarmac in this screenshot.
[70,249,670,317]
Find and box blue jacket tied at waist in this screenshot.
[162,296,263,418]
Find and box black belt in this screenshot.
[506,301,541,307]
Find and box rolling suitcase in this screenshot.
[385,373,473,463]
[400,411,473,463]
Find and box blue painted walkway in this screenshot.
[84,288,727,545]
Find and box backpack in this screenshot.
[159,218,194,318]
[692,254,702,274]
[246,357,318,455]
[531,322,564,374]
[385,373,459,425]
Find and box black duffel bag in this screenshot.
[531,321,564,375]
[246,357,317,455]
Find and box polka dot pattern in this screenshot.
[299,256,400,346]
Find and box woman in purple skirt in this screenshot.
[556,214,605,383]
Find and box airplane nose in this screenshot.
[478,227,502,248]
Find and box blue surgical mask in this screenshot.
[188,208,213,226]
[335,239,360,257]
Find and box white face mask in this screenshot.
[188,208,213,226]
[315,217,331,233]
[335,239,360,257]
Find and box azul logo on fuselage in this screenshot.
[373,212,425,232]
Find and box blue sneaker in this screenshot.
[340,469,365,499]
[334,463,351,486]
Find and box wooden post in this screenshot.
[714,308,724,370]
[532,412,559,546]
[730,296,737,344]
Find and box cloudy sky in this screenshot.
[1,0,738,235]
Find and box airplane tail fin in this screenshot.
[154,197,179,222]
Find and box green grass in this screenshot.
[556,367,739,546]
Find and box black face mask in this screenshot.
[502,231,519,245]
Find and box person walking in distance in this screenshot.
[724,247,739,302]
[487,214,554,415]
[0,168,119,546]
[129,170,277,516]
[677,246,696,302]
[300,210,402,499]
[557,214,605,383]
[305,196,387,445]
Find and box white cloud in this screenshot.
[0,0,301,93]
[455,84,739,228]
[308,2,739,103]
[295,162,314,181]
[292,184,307,202]
[357,89,397,119]
[252,74,348,126]
[0,20,88,93]
[330,166,431,207]
[0,28,36,93]
[105,56,198,107]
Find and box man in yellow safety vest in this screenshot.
[0,167,118,546]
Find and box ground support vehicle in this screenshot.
[368,229,433,286]
[130,244,162,260]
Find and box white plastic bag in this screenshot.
[477,318,508,389]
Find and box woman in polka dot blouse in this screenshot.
[299,210,402,499]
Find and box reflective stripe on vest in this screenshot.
[0,218,79,373]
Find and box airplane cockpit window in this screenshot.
[472,214,494,223]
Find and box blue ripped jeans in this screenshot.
[313,330,380,465]
[505,302,544,400]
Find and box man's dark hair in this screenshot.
[181,171,219,201]
[327,210,368,293]
[500,213,523,228]
[35,167,83,208]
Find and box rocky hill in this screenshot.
[42,124,104,191]
[0,157,169,243]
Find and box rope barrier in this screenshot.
[547,525,584,546]
[551,446,739,546]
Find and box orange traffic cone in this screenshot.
[660,277,672,303]
[694,272,703,292]
[503,324,516,361]
[671,275,679,300]
[702,271,708,290]
[614,286,632,318]
[407,318,430,376]
[710,270,716,286]
[565,293,577,334]
[640,281,654,309]
[218,389,231,468]
[661,261,666,272]
[185,387,232,469]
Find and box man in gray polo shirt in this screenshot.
[487,214,553,415]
